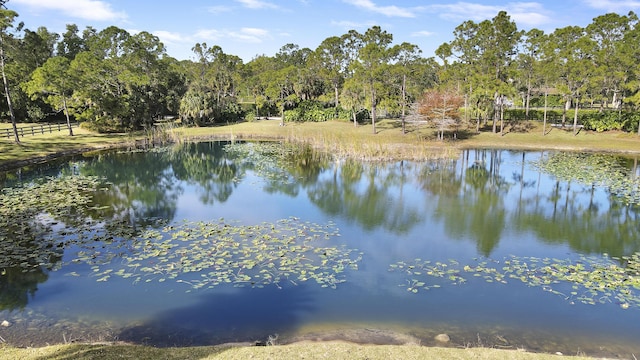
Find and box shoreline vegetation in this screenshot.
[1,119,639,171]
[0,120,637,359]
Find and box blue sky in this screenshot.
[9,0,640,62]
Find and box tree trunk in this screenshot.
[572,97,580,136]
[492,114,497,133]
[280,104,284,127]
[492,92,499,133]
[401,74,406,135]
[254,94,258,118]
[334,83,339,116]
[525,77,531,118]
[562,98,570,128]
[370,84,376,134]
[0,33,19,144]
[62,95,74,136]
[542,89,548,136]
[500,104,504,136]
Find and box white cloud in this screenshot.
[194,27,270,43]
[411,31,435,37]
[343,0,418,17]
[235,0,279,10]
[153,30,189,45]
[427,2,551,27]
[13,0,127,21]
[583,0,640,12]
[208,5,233,14]
[194,29,223,40]
[240,27,269,37]
[330,20,379,30]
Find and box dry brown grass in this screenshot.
[1,119,639,170]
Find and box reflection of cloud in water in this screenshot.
[118,285,315,346]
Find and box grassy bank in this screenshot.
[1,120,639,170]
[1,342,596,360]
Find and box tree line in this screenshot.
[1,1,640,143]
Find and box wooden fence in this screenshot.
[1,122,79,139]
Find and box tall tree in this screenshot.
[586,12,637,109]
[621,13,640,134]
[315,36,347,112]
[550,26,596,134]
[441,12,521,134]
[516,28,545,119]
[0,1,19,143]
[57,24,85,60]
[392,42,421,134]
[70,26,170,131]
[486,11,521,135]
[23,56,75,135]
[353,26,395,134]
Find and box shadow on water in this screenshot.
[117,285,315,347]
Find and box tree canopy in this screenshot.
[1,1,640,136]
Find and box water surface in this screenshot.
[1,142,639,357]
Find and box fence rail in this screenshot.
[1,122,79,139]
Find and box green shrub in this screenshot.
[582,111,626,132]
[503,109,564,122]
[284,101,347,122]
[244,110,256,122]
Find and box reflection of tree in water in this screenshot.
[0,267,49,311]
[308,160,421,234]
[223,141,330,198]
[512,152,640,257]
[513,180,640,257]
[78,150,180,231]
[427,150,509,256]
[169,141,241,204]
[0,220,60,311]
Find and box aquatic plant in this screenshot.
[0,175,108,272]
[390,254,640,309]
[531,152,640,206]
[72,217,362,290]
[0,174,361,291]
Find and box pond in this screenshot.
[1,141,639,357]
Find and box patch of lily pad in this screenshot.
[531,152,640,206]
[389,254,640,309]
[0,174,361,291]
[0,175,109,273]
[72,217,362,290]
